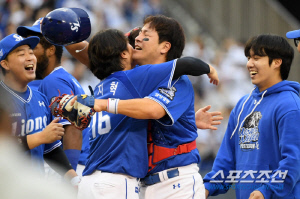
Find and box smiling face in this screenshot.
[1,45,36,89]
[247,49,282,92]
[133,23,169,65]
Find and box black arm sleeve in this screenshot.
[44,147,73,176]
[173,56,210,79]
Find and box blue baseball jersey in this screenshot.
[28,80,42,91]
[0,81,61,174]
[83,60,177,178]
[146,75,201,174]
[38,66,89,165]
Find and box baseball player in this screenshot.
[16,10,90,175]
[0,33,78,183]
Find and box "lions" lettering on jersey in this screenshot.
[12,116,48,136]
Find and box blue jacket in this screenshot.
[204,81,300,199]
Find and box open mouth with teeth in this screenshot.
[250,71,258,76]
[25,64,34,71]
[135,46,142,50]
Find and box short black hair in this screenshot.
[88,29,128,80]
[144,15,185,61]
[244,34,294,80]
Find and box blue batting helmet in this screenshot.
[41,8,91,46]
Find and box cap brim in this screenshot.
[17,26,41,37]
[5,36,40,60]
[286,29,300,39]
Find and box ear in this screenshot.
[120,50,129,59]
[0,60,9,71]
[160,41,171,55]
[46,45,56,57]
[273,58,282,69]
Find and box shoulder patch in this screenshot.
[158,87,177,100]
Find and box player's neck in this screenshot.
[137,56,167,65]
[121,59,132,71]
[3,76,27,92]
[44,60,60,77]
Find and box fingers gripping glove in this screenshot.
[49,92,95,130]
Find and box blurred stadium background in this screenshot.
[1,0,300,198]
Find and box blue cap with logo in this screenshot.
[0,34,40,62]
[17,18,43,37]
[286,29,300,39]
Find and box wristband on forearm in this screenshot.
[107,98,120,114]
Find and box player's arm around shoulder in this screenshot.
[117,98,166,119]
[92,92,166,119]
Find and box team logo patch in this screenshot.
[0,49,3,58]
[239,111,262,151]
[13,34,23,41]
[158,87,177,100]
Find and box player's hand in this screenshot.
[249,191,264,199]
[64,169,81,190]
[207,65,219,85]
[195,105,223,130]
[40,118,64,143]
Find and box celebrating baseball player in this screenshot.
[0,33,79,185]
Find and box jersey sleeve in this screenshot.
[126,60,177,96]
[145,75,194,125]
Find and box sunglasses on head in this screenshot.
[294,38,300,47]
